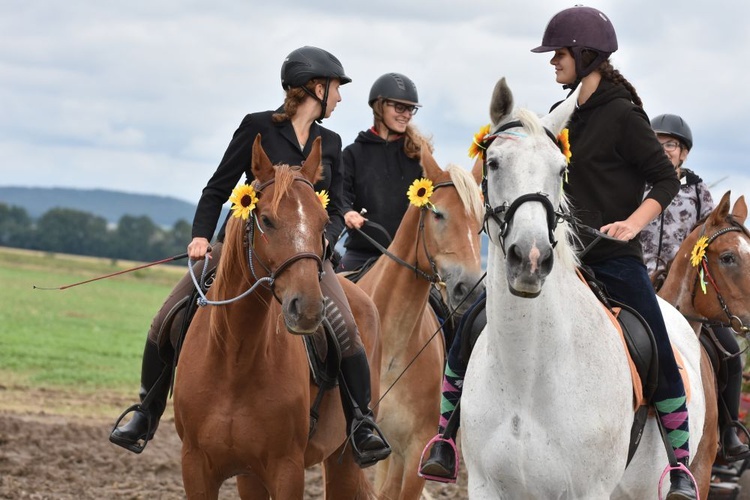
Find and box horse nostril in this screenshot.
[287,296,300,320]
[507,244,523,268]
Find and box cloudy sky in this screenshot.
[2,0,748,208]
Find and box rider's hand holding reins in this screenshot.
[188,237,212,260]
[344,210,367,229]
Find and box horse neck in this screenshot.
[658,244,702,332]
[361,207,433,346]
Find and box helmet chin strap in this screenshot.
[301,77,331,123]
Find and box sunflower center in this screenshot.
[417,187,427,197]
[241,194,253,207]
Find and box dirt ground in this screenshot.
[0,385,468,499]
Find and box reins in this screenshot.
[352,181,456,288]
[189,176,324,307]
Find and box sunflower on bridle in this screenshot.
[229,184,259,220]
[468,124,492,160]
[407,178,437,212]
[691,235,710,293]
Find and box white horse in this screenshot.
[461,77,710,499]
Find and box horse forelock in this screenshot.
[259,164,299,217]
[515,108,544,137]
[447,165,483,223]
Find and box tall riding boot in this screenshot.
[338,350,391,468]
[109,340,173,453]
[718,346,750,461]
[419,401,460,483]
[666,458,696,500]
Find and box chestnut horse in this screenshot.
[174,136,381,499]
[462,77,714,499]
[355,147,484,499]
[659,190,749,466]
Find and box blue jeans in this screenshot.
[588,256,684,401]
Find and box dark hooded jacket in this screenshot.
[562,80,680,263]
[341,128,423,252]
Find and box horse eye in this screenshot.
[432,210,445,221]
[260,215,275,229]
[486,159,499,171]
[719,252,736,265]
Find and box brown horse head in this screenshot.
[660,191,750,331]
[218,134,328,334]
[412,145,484,315]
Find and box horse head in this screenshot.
[483,77,579,297]
[414,144,484,314]
[218,134,328,334]
[665,191,750,332]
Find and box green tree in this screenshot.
[35,208,109,256]
[0,203,33,247]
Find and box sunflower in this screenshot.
[468,123,491,159]
[229,184,258,220]
[407,178,435,208]
[316,190,330,209]
[690,235,709,267]
[558,128,572,165]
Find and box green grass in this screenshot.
[0,247,185,396]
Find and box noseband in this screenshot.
[479,120,566,254]
[190,176,325,306]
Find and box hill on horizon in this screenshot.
[0,186,211,228]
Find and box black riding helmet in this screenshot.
[651,114,693,151]
[531,5,618,79]
[280,46,351,122]
[368,73,421,107]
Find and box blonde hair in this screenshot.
[371,99,434,160]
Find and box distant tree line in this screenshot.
[0,202,192,264]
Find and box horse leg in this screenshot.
[236,473,270,500]
[181,446,223,500]
[323,450,375,500]
[689,347,719,499]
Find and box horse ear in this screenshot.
[301,137,323,184]
[489,77,514,127]
[471,155,483,185]
[540,85,581,136]
[420,141,443,180]
[251,134,275,183]
[731,193,748,225]
[708,191,732,226]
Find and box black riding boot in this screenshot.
[721,421,750,462]
[419,403,460,482]
[339,350,391,468]
[109,340,172,453]
[666,458,696,500]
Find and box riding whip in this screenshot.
[32,252,189,290]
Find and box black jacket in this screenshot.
[191,109,345,246]
[342,129,423,252]
[563,80,680,263]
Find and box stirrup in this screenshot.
[108,403,154,454]
[418,435,459,483]
[349,417,392,468]
[721,421,750,462]
[657,462,697,500]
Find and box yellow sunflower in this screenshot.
[407,178,435,208]
[316,190,330,209]
[558,128,572,165]
[690,235,709,267]
[468,124,491,159]
[229,184,258,220]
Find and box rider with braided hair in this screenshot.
[109,46,391,468]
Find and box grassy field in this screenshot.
[0,246,186,397]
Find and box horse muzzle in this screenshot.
[282,294,326,335]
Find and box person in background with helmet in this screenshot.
[109,45,392,468]
[531,6,695,498]
[337,72,432,271]
[643,115,750,463]
[641,114,714,283]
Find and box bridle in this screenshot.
[353,181,456,287]
[190,176,324,306]
[685,219,750,343]
[479,120,568,254]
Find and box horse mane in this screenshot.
[447,164,483,223]
[514,107,581,271]
[257,164,298,218]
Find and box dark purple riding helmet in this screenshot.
[531,5,618,78]
[651,114,693,151]
[280,46,351,90]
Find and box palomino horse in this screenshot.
[174,136,382,499]
[355,147,484,499]
[461,77,712,498]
